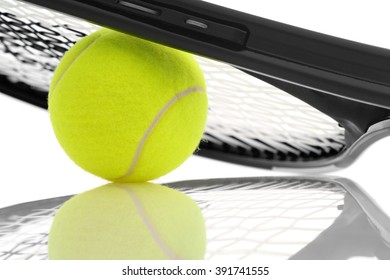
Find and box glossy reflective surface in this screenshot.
[1,177,389,260]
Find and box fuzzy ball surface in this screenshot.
[49,29,208,182]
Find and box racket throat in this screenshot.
[245,71,390,148]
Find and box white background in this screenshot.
[1,0,390,218]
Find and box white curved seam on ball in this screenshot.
[115,86,206,180]
[51,34,102,93]
[119,186,179,260]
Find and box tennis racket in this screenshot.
[1,177,389,260]
[1,0,390,171]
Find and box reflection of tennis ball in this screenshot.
[48,182,206,260]
[49,29,207,182]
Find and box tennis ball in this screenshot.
[49,29,207,182]
[48,182,206,260]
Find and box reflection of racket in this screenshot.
[2,1,390,171]
[1,177,389,260]
[290,178,390,260]
[291,192,390,260]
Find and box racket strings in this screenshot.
[0,0,98,91]
[0,207,57,260]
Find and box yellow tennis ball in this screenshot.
[49,29,207,182]
[48,182,206,260]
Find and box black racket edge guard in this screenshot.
[14,0,390,109]
[0,74,48,109]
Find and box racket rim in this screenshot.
[13,0,390,109]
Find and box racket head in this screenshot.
[1,0,390,170]
[0,177,389,260]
